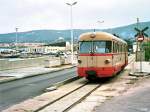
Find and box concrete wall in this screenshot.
[0,56,50,71]
[0,56,72,71]
[44,56,72,68]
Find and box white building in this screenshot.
[45,46,66,54]
[133,42,137,53]
[25,41,71,54]
[133,37,150,53]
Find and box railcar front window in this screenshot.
[79,41,111,54]
[79,42,92,53]
[94,41,106,53]
[94,41,111,53]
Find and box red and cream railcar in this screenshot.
[77,32,128,80]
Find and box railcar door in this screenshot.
[87,41,97,67]
[94,41,112,67]
[78,41,94,68]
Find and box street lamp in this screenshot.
[97,20,104,24]
[97,20,104,32]
[66,1,77,64]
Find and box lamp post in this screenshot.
[66,1,77,64]
[15,27,18,50]
[97,20,104,32]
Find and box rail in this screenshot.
[35,82,101,112]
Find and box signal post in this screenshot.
[134,20,149,72]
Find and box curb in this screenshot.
[129,72,150,77]
[52,76,80,88]
[45,76,80,92]
[0,65,76,84]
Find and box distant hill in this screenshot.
[103,21,150,40]
[0,21,150,43]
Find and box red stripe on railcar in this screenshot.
[78,63,126,78]
[78,67,114,78]
[79,53,112,56]
[79,53,126,56]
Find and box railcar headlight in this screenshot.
[78,60,82,64]
[105,59,111,64]
[90,33,96,38]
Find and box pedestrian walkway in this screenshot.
[93,77,150,112]
[93,61,150,112]
[130,61,150,76]
[134,62,150,73]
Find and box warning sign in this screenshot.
[137,35,144,42]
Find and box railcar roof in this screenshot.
[79,32,127,44]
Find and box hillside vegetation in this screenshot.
[0,21,150,43]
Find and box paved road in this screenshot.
[0,67,77,111]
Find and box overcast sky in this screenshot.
[0,0,149,34]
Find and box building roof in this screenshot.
[45,41,66,47]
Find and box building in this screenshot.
[25,41,71,54]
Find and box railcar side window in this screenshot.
[113,42,117,53]
[106,41,112,53]
[116,43,119,53]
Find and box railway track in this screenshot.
[35,81,101,112]
[3,55,135,112]
[35,55,135,112]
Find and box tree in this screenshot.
[143,42,150,61]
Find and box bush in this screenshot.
[143,42,150,61]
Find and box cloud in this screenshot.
[0,0,149,33]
